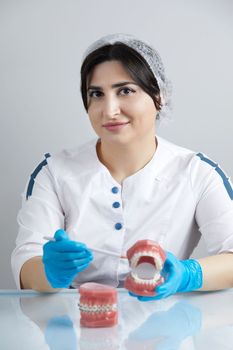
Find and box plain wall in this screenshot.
[0,0,232,288]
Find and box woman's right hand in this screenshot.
[42,229,93,288]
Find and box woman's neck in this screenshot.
[96,136,157,184]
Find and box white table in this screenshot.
[0,288,233,349]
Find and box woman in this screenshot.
[11,34,233,299]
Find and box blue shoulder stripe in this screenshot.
[196,152,233,200]
[26,153,51,200]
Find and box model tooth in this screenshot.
[131,273,161,284]
[154,255,163,270]
[131,271,137,279]
[132,276,141,283]
[145,251,153,257]
[140,251,147,258]
[133,275,144,284]
[131,254,140,268]
[130,258,136,268]
[131,251,145,266]
[135,253,141,260]
[100,305,104,312]
[131,250,164,268]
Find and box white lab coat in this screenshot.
[11,136,233,289]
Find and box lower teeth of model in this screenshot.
[78,303,117,313]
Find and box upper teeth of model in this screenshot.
[130,250,163,282]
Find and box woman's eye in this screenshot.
[88,91,102,98]
[88,87,135,99]
[119,87,135,95]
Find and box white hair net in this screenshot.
[82,33,173,123]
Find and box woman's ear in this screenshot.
[153,93,163,109]
[159,93,165,106]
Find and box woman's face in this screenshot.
[87,60,157,146]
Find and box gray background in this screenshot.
[1,0,232,288]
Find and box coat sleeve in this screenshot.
[11,154,65,289]
[192,153,233,255]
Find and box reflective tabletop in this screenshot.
[0,288,233,349]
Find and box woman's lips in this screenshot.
[103,121,130,131]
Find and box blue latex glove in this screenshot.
[129,251,203,301]
[42,229,93,288]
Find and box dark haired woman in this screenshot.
[11,34,233,299]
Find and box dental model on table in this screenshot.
[78,282,118,328]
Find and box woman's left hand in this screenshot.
[129,251,203,301]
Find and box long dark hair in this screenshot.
[80,43,162,111]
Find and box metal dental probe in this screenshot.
[43,236,127,259]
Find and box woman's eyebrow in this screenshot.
[87,81,138,91]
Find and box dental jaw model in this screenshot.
[79,282,118,327]
[124,240,166,296]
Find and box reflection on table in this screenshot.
[0,288,233,349]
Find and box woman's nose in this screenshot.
[102,95,121,118]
